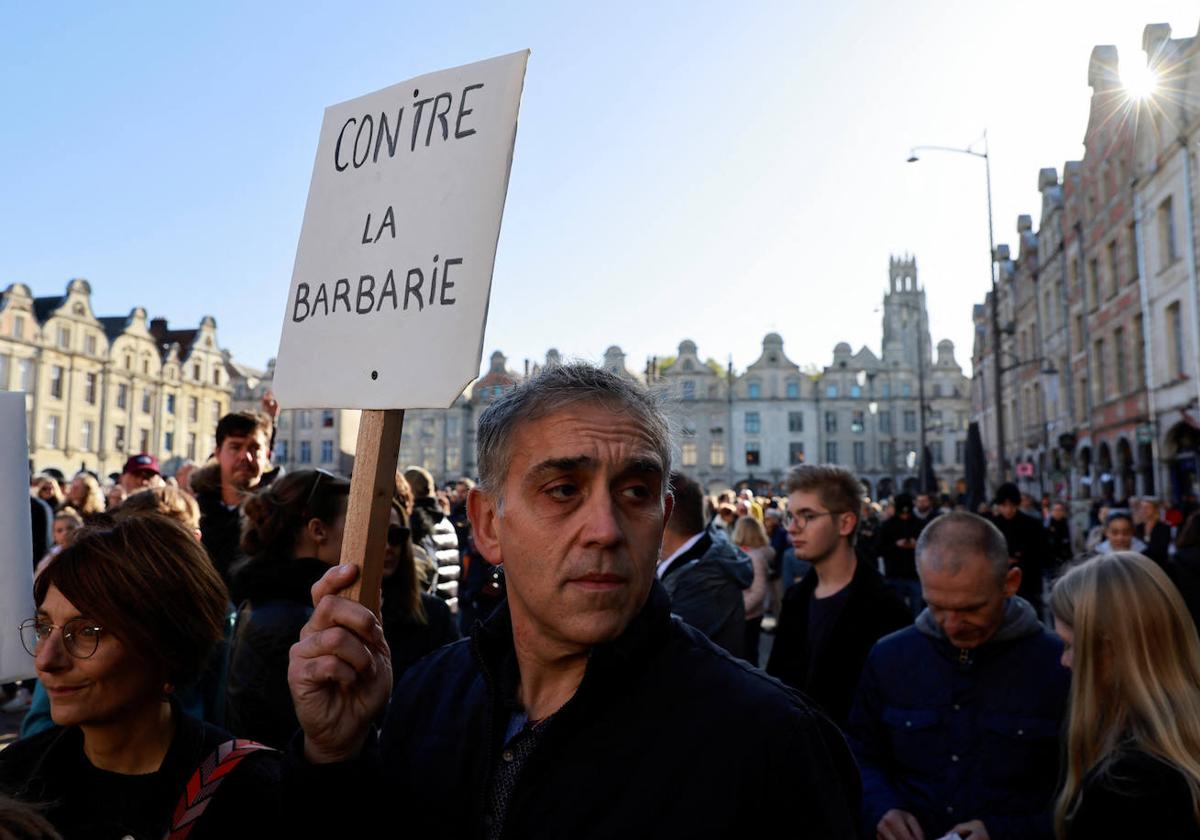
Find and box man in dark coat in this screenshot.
[879,493,925,615]
[767,464,910,725]
[29,494,53,568]
[284,364,861,838]
[990,482,1050,617]
[848,512,1069,840]
[657,471,752,659]
[1046,501,1073,567]
[1136,498,1172,566]
[195,411,272,590]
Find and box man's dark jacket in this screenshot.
[29,495,53,568]
[193,465,245,590]
[878,514,924,580]
[990,512,1050,612]
[766,560,911,725]
[1046,517,1072,564]
[193,463,279,595]
[284,582,862,839]
[658,529,752,658]
[1138,520,1172,566]
[847,597,1069,840]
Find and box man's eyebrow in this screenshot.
[623,457,663,477]
[527,456,594,481]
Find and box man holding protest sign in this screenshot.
[284,364,861,837]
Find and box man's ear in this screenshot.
[839,512,858,540]
[1003,564,1022,599]
[468,487,503,567]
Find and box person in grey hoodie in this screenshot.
[657,471,753,659]
[847,512,1070,840]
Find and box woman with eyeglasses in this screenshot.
[0,516,280,839]
[1050,552,1200,838]
[381,498,460,684]
[224,468,351,749]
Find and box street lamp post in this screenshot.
[907,131,1005,483]
[997,353,1058,491]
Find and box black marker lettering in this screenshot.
[292,283,311,322]
[441,258,461,305]
[313,283,330,317]
[334,118,356,171]
[356,275,376,313]
[333,278,351,312]
[404,269,424,311]
[409,97,433,151]
[373,109,402,162]
[426,93,454,146]
[377,206,395,241]
[455,84,483,138]
[377,269,398,311]
[352,115,373,168]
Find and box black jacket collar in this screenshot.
[470,580,675,703]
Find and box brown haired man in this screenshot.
[766,463,910,726]
[195,410,273,587]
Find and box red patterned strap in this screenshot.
[163,738,276,840]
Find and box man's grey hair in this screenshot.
[475,362,672,504]
[916,511,1010,583]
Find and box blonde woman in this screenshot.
[1050,552,1200,839]
[64,474,104,520]
[33,476,63,509]
[731,516,770,664]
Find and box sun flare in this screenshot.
[1122,63,1159,100]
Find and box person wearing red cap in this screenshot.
[119,453,163,495]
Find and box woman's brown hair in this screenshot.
[33,515,229,687]
[114,486,201,529]
[241,469,350,560]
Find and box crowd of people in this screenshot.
[3,364,1200,838]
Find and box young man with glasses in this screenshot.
[766,464,910,726]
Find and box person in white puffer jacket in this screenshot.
[404,466,461,612]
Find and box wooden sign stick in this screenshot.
[340,408,405,615]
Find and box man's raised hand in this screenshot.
[288,564,392,763]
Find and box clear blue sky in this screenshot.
[2,1,1195,398]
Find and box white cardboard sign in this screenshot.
[272,50,529,409]
[0,392,36,683]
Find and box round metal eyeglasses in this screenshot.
[19,618,104,659]
[784,510,838,529]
